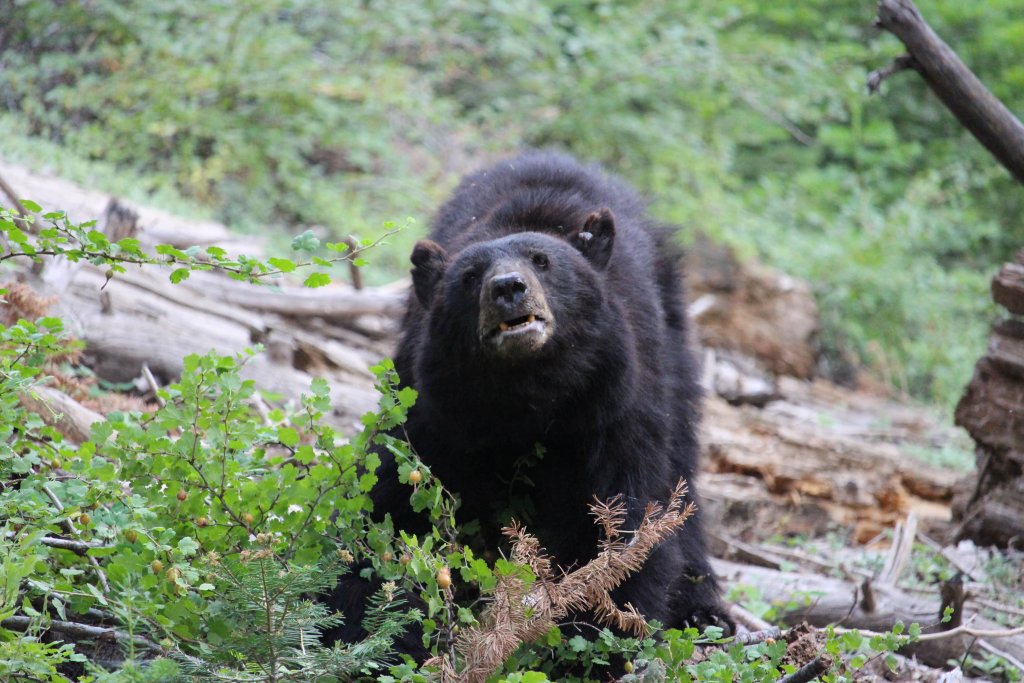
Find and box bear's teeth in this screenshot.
[527,314,536,323]
[499,322,509,332]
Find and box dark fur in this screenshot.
[327,151,727,649]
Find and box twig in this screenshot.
[731,626,782,646]
[730,603,772,632]
[735,91,815,146]
[0,172,31,225]
[41,484,110,593]
[978,639,1024,676]
[759,543,854,575]
[342,235,363,290]
[914,531,979,581]
[877,513,916,585]
[1,533,105,554]
[141,363,166,407]
[777,655,829,683]
[711,531,782,570]
[866,54,917,93]
[916,622,1024,642]
[248,392,274,427]
[0,225,405,280]
[971,597,1024,619]
[1,615,163,653]
[834,620,1024,642]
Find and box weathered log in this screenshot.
[713,558,1024,668]
[702,390,961,542]
[870,0,1024,185]
[53,265,381,426]
[687,235,820,379]
[175,270,406,322]
[18,385,103,443]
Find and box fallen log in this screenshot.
[174,270,406,322]
[53,265,381,426]
[702,392,962,542]
[19,385,103,443]
[714,558,1024,668]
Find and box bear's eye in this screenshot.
[532,252,549,269]
[462,270,479,287]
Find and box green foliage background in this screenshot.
[2,0,1023,405]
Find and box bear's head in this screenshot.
[410,209,616,362]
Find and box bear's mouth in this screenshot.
[480,309,553,356]
[493,313,544,336]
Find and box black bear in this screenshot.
[329,151,728,649]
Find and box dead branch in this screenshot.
[870,0,1024,184]
[715,558,1024,668]
[41,483,110,594]
[1,534,105,554]
[439,480,696,683]
[0,170,32,226]
[730,603,772,632]
[778,655,830,683]
[1,615,163,653]
[732,626,783,646]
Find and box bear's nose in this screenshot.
[489,272,528,306]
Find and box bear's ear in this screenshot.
[410,239,449,307]
[571,208,615,269]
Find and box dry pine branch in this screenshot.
[433,479,695,683]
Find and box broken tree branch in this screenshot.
[1,615,163,653]
[870,0,1024,184]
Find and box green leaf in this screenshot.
[291,230,321,252]
[20,199,42,212]
[170,268,191,284]
[521,673,550,683]
[303,272,330,288]
[156,244,189,259]
[277,426,300,447]
[267,257,297,273]
[568,635,589,652]
[177,537,200,556]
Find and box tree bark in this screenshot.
[870,0,1024,185]
[953,255,1024,546]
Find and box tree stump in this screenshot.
[953,250,1024,546]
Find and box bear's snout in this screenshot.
[477,262,553,357]
[488,271,528,307]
